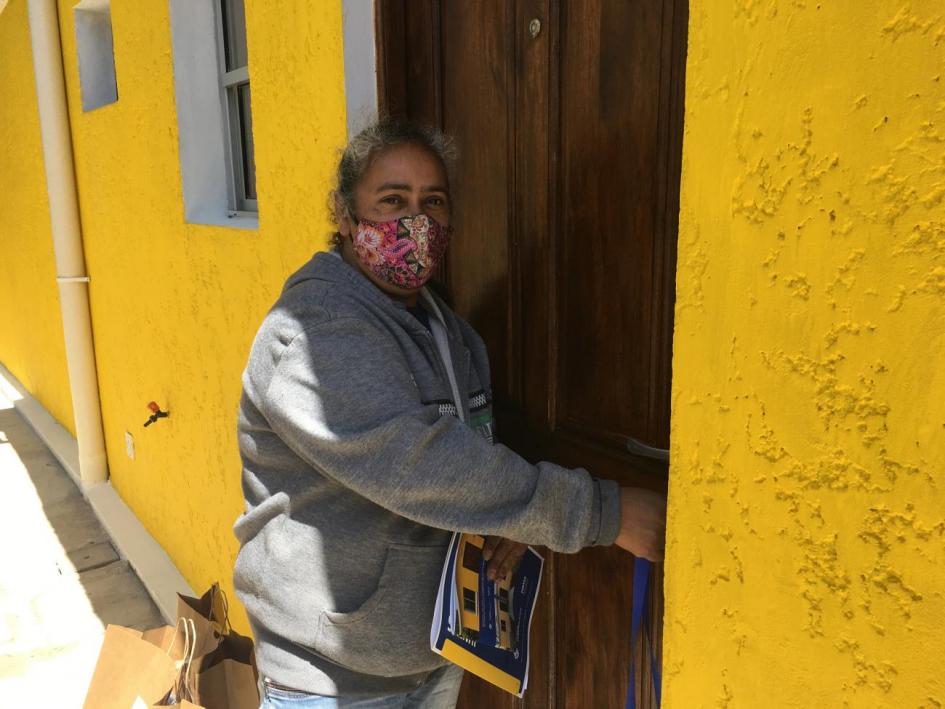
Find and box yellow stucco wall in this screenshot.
[665,3,945,707]
[50,0,347,631]
[0,0,76,435]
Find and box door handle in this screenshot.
[626,438,670,464]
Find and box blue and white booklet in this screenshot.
[430,532,544,697]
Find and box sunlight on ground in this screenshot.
[0,397,105,706]
[0,373,21,410]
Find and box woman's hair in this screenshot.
[328,118,458,248]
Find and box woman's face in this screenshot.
[337,143,451,301]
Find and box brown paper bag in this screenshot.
[192,631,259,709]
[83,625,182,709]
[170,585,259,708]
[177,584,259,709]
[88,584,258,708]
[154,617,205,708]
[176,585,226,660]
[143,625,188,660]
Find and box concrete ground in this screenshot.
[0,399,163,707]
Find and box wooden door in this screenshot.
[377,1,687,706]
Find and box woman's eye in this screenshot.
[426,197,446,208]
[381,195,402,205]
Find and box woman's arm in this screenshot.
[255,316,621,553]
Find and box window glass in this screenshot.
[221,0,248,71]
[237,83,256,200]
[462,588,477,612]
[462,543,483,572]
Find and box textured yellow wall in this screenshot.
[665,2,945,707]
[52,0,347,630]
[0,0,75,435]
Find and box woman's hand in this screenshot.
[614,487,667,561]
[483,536,527,581]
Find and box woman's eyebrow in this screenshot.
[374,182,449,194]
[375,182,410,192]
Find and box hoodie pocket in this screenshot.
[315,543,448,677]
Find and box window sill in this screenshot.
[185,210,259,231]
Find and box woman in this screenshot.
[234,120,666,709]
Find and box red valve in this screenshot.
[143,401,169,428]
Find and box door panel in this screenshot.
[377,1,687,705]
[557,0,663,445]
[552,6,672,705]
[441,0,518,405]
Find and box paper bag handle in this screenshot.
[171,617,198,703]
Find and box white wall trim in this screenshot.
[0,362,194,622]
[73,0,118,112]
[168,0,258,229]
[85,482,195,622]
[341,0,378,136]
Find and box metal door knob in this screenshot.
[528,18,542,38]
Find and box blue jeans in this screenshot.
[259,664,465,709]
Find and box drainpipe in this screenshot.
[27,0,107,487]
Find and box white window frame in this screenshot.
[341,0,379,137]
[168,0,257,229]
[168,0,378,228]
[74,0,118,112]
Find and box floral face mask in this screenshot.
[350,213,453,290]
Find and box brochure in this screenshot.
[430,532,544,697]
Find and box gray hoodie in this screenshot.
[233,251,621,696]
